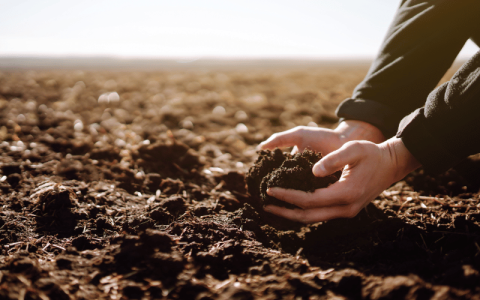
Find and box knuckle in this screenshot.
[343,140,357,148]
[345,140,362,151]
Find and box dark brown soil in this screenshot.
[1,67,480,299]
[246,148,341,209]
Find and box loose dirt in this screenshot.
[1,66,479,299]
[246,148,341,208]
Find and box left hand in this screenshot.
[264,137,421,223]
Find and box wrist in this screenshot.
[335,120,385,144]
[384,137,421,181]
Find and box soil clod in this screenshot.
[246,148,341,208]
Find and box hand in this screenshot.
[264,137,421,223]
[259,120,385,156]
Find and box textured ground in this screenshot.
[1,65,480,299]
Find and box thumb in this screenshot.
[312,142,365,177]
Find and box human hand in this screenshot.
[259,120,385,155]
[264,137,421,223]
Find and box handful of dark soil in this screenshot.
[246,148,341,209]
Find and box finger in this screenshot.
[258,128,302,150]
[267,184,351,209]
[264,203,361,224]
[313,142,366,177]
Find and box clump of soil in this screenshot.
[133,140,202,177]
[32,184,79,233]
[246,148,341,209]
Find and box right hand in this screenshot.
[258,120,385,155]
[264,137,420,223]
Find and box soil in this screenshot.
[1,66,480,300]
[246,149,341,209]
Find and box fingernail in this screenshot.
[313,163,326,176]
[267,188,274,195]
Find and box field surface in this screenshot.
[1,63,480,299]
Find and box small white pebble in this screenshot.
[234,110,248,121]
[115,139,126,148]
[0,176,6,182]
[74,121,84,131]
[89,126,98,135]
[307,121,318,127]
[212,106,226,115]
[74,80,86,89]
[38,104,48,112]
[98,93,109,104]
[66,153,72,159]
[119,149,130,157]
[135,191,142,197]
[147,196,155,204]
[209,167,225,173]
[30,142,37,148]
[25,100,37,111]
[135,171,145,180]
[156,189,161,197]
[235,123,248,133]
[181,120,194,130]
[17,114,26,123]
[236,162,244,168]
[108,92,120,103]
[141,139,150,145]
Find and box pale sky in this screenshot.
[0,0,478,59]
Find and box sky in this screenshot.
[0,0,478,59]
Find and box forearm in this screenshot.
[337,0,480,138]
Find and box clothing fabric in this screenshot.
[335,0,480,174]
